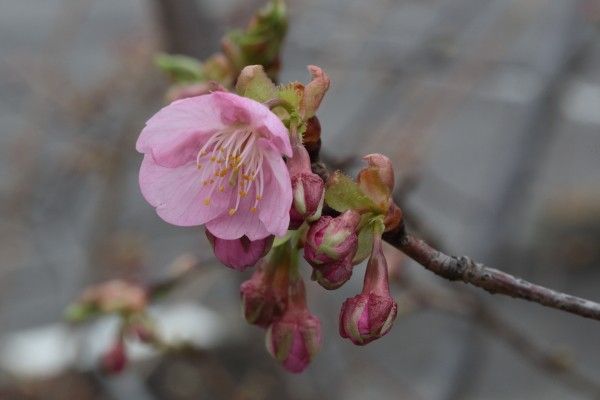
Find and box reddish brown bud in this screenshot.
[240,263,288,328]
[265,278,321,373]
[206,231,273,271]
[304,210,360,267]
[339,235,397,345]
[310,252,354,290]
[100,341,127,374]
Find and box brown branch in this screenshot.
[384,224,600,321]
[313,161,600,321]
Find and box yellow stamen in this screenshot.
[228,208,237,216]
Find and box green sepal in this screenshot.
[236,65,277,102]
[272,231,293,248]
[352,214,385,264]
[325,171,378,213]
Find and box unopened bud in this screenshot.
[289,173,324,229]
[304,210,360,267]
[339,235,397,345]
[265,278,321,373]
[310,253,354,290]
[266,311,322,373]
[240,263,288,328]
[100,340,127,374]
[287,144,324,229]
[206,231,272,271]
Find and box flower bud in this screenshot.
[81,280,148,314]
[100,340,127,374]
[289,173,324,229]
[358,154,395,193]
[240,262,288,328]
[206,231,273,271]
[265,279,322,373]
[287,144,324,229]
[304,210,360,267]
[310,253,353,290]
[266,311,322,373]
[339,235,397,345]
[302,65,330,119]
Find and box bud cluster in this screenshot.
[240,244,322,373]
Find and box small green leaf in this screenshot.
[325,172,377,213]
[155,53,203,83]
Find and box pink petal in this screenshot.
[139,155,230,226]
[212,92,292,157]
[136,95,225,168]
[258,147,293,236]
[205,184,270,240]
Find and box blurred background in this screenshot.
[1,0,600,399]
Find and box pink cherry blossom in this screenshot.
[137,91,293,240]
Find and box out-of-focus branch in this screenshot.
[394,278,600,398]
[151,0,218,58]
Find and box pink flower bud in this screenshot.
[81,280,148,314]
[266,311,322,373]
[240,263,288,328]
[206,231,273,271]
[304,210,360,267]
[310,253,353,290]
[100,340,127,374]
[265,279,322,373]
[289,172,325,229]
[359,154,395,193]
[287,144,324,229]
[339,235,397,345]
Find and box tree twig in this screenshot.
[385,225,600,321]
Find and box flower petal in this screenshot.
[139,154,230,226]
[258,147,292,236]
[212,92,292,157]
[205,184,271,240]
[136,95,225,167]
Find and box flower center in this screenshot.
[196,128,264,216]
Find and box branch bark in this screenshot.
[384,224,600,321]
